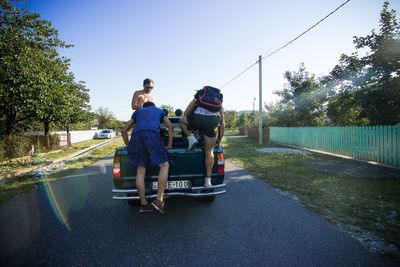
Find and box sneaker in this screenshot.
[187,135,198,151]
[139,203,153,213]
[151,199,167,215]
[203,178,212,188]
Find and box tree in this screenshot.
[56,77,91,145]
[62,79,91,127]
[0,1,91,136]
[0,1,73,134]
[355,2,400,124]
[264,102,296,127]
[35,56,72,135]
[327,1,400,125]
[224,110,238,129]
[96,107,116,129]
[327,90,367,126]
[106,119,124,132]
[237,112,249,128]
[324,55,365,126]
[273,63,328,126]
[248,111,259,128]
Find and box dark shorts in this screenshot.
[187,113,221,138]
[127,130,168,167]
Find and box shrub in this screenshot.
[49,133,60,150]
[0,142,5,162]
[0,135,34,161]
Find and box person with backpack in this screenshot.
[179,86,225,188]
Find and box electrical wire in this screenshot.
[219,0,351,89]
[262,0,350,61]
[219,60,259,89]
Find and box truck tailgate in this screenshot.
[119,148,206,178]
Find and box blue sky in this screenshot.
[17,0,400,121]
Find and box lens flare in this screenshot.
[36,149,71,232]
[0,193,40,256]
[100,164,107,174]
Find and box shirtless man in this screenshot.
[131,78,154,110]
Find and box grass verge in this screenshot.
[222,135,400,262]
[0,138,124,204]
[0,138,108,175]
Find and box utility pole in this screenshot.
[253,98,256,114]
[258,55,262,144]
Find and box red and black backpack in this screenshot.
[194,86,223,112]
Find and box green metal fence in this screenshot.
[270,126,400,167]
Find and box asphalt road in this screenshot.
[0,156,389,266]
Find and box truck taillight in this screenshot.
[217,165,224,173]
[217,153,224,174]
[113,156,121,178]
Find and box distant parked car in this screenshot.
[96,129,116,139]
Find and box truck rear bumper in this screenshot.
[112,183,226,200]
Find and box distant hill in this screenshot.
[237,110,253,116]
[236,110,268,116]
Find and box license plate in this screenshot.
[153,180,189,189]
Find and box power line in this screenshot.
[219,60,258,89]
[262,0,350,61]
[219,0,351,89]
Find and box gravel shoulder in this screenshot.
[304,159,400,178]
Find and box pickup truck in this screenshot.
[112,115,226,205]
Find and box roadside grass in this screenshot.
[0,138,124,204]
[222,135,400,261]
[0,138,106,175]
[224,128,239,134]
